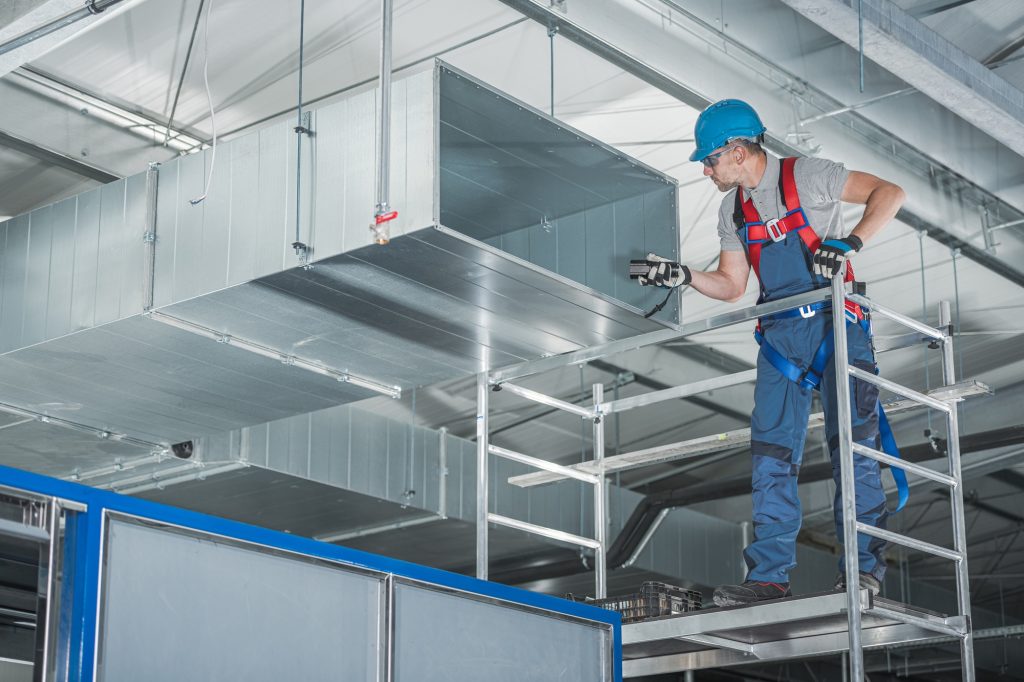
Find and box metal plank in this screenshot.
[623,591,870,645]
[623,623,948,676]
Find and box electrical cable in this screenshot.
[190,0,217,206]
[643,285,681,319]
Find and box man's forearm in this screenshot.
[849,183,905,245]
[690,268,746,302]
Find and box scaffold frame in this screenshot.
[474,273,979,679]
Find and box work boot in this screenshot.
[833,571,881,596]
[712,580,791,607]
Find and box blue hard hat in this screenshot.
[689,99,766,162]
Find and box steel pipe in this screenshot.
[940,300,976,679]
[372,0,395,243]
[831,272,864,679]
[476,372,489,580]
[593,383,607,599]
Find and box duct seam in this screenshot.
[147,311,401,398]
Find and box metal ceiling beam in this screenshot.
[497,0,1024,291]
[0,128,118,183]
[907,0,979,18]
[985,33,1024,69]
[0,0,137,78]
[777,0,1024,159]
[10,66,206,152]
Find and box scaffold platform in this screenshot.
[621,590,966,677]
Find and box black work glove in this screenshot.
[812,235,863,279]
[631,253,691,288]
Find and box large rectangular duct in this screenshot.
[0,61,679,447]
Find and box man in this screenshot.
[638,99,906,606]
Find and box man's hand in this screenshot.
[812,236,862,279]
[634,253,691,288]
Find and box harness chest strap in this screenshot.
[738,157,856,285]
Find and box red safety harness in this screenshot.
[737,157,864,321]
[735,158,908,510]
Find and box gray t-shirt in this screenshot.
[717,154,850,252]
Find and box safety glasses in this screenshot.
[701,144,741,168]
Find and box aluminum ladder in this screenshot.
[829,273,974,680]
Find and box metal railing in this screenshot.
[476,376,609,597]
[835,276,974,679]
[474,272,977,680]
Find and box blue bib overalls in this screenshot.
[737,159,890,585]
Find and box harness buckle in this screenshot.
[764,218,785,242]
[798,305,816,319]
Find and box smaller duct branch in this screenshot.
[371,0,398,244]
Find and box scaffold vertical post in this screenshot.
[476,372,489,580]
[831,273,863,679]
[940,300,975,680]
[593,382,607,599]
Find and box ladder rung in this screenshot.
[848,366,951,413]
[488,513,601,550]
[855,523,962,562]
[851,443,957,487]
[488,445,600,485]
